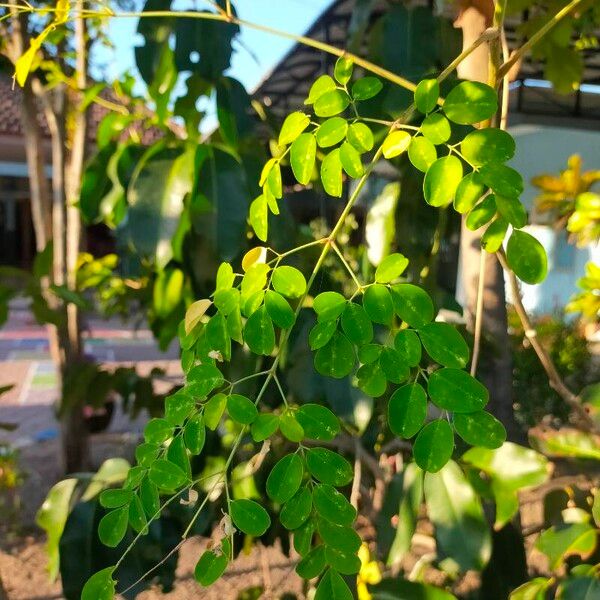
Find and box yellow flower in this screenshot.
[356,543,382,600]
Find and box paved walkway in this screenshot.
[0,301,182,446]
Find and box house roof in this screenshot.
[0,73,164,145]
[253,0,600,121]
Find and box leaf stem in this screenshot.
[331,241,362,291]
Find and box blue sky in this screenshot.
[98,0,333,92]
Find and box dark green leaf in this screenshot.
[313,484,356,525]
[290,133,317,185]
[341,302,373,345]
[315,568,353,600]
[294,518,315,556]
[479,163,523,198]
[413,420,454,473]
[99,488,133,509]
[167,436,191,478]
[315,332,355,379]
[466,195,497,231]
[296,545,327,579]
[98,506,129,547]
[363,284,394,324]
[495,195,528,228]
[357,361,388,397]
[296,404,340,440]
[244,306,275,355]
[230,499,271,536]
[165,391,195,426]
[423,156,463,207]
[266,453,304,503]
[128,494,148,534]
[428,368,488,413]
[184,414,206,455]
[325,546,362,575]
[227,394,258,425]
[454,411,506,448]
[194,549,228,587]
[391,284,434,328]
[309,319,338,350]
[306,448,353,486]
[265,290,295,329]
[394,329,422,366]
[139,478,160,518]
[418,322,470,368]
[280,487,312,530]
[506,230,548,284]
[250,413,279,442]
[352,77,383,100]
[149,459,189,491]
[443,81,498,124]
[379,347,410,384]
[388,383,428,439]
[135,443,158,468]
[318,519,361,554]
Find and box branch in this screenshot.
[496,249,597,432]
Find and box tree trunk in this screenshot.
[455,2,521,440]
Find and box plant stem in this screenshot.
[331,241,362,291]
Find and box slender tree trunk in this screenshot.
[455,2,521,440]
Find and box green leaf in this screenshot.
[414,420,454,473]
[280,412,305,442]
[453,411,506,449]
[495,195,528,229]
[528,428,600,460]
[357,362,388,397]
[279,111,311,146]
[428,368,488,412]
[206,312,231,361]
[424,460,492,570]
[341,302,373,345]
[35,478,78,580]
[250,413,279,442]
[334,55,354,84]
[165,391,195,426]
[309,319,338,350]
[294,518,315,556]
[339,141,364,178]
[230,499,271,536]
[266,453,304,503]
[424,156,463,207]
[227,394,258,425]
[264,290,295,329]
[296,404,341,441]
[81,567,116,600]
[391,284,435,328]
[187,363,225,397]
[421,113,451,145]
[272,265,307,298]
[297,545,327,579]
[316,117,348,148]
[204,393,227,430]
[214,288,240,316]
[506,230,548,284]
[557,575,600,600]
[535,522,597,569]
[136,443,158,468]
[408,136,437,172]
[290,133,317,185]
[139,478,160,518]
[379,347,410,384]
[315,332,355,379]
[315,568,353,600]
[306,74,337,105]
[466,195,497,231]
[306,448,353,486]
[347,122,374,153]
[183,414,206,455]
[244,306,275,355]
[359,344,383,365]
[315,89,351,117]
[481,218,509,253]
[388,383,428,439]
[166,436,191,477]
[99,488,133,509]
[280,488,313,530]
[148,459,189,491]
[375,253,409,283]
[443,81,498,124]
[382,130,412,159]
[509,578,552,600]
[313,484,356,525]
[321,148,344,197]
[98,506,129,547]
[352,76,383,100]
[128,494,148,534]
[144,418,173,444]
[318,519,361,554]
[314,292,347,321]
[394,329,422,366]
[363,284,394,325]
[461,128,515,166]
[414,79,440,114]
[454,172,486,214]
[418,322,470,368]
[249,194,268,242]
[325,546,362,575]
[194,549,228,586]
[479,163,524,198]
